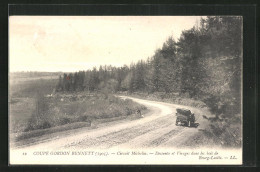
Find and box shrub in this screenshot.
[202,94,242,147]
[59,117,71,125]
[38,121,52,129]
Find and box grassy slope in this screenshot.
[10,94,147,146]
[9,98,35,133]
[9,76,147,144]
[9,74,58,133]
[24,93,147,131]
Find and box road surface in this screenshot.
[12,96,215,151]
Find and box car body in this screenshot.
[175,108,195,127]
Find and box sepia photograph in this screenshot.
[9,16,242,165]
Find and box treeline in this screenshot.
[56,16,242,119]
[11,71,63,78]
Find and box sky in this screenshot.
[9,16,202,72]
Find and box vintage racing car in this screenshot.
[175,108,195,127]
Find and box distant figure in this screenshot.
[136,109,144,118]
[191,113,195,122]
[188,113,195,127]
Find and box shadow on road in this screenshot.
[176,123,200,128]
[193,123,200,128]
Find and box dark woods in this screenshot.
[56,16,242,122]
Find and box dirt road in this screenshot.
[12,96,215,151]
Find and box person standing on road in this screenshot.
[188,113,195,127]
[136,109,144,118]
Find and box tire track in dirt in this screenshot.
[115,122,186,149]
[66,114,175,149]
[143,127,186,148]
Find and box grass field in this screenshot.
[9,97,35,133]
[9,78,58,98]
[9,74,59,133]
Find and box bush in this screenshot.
[77,115,91,122]
[204,117,241,147]
[38,121,52,129]
[202,94,242,147]
[24,119,51,131]
[59,118,71,125]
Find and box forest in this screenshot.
[56,16,242,127]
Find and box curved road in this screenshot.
[12,96,213,151]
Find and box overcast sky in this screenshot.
[9,16,202,72]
